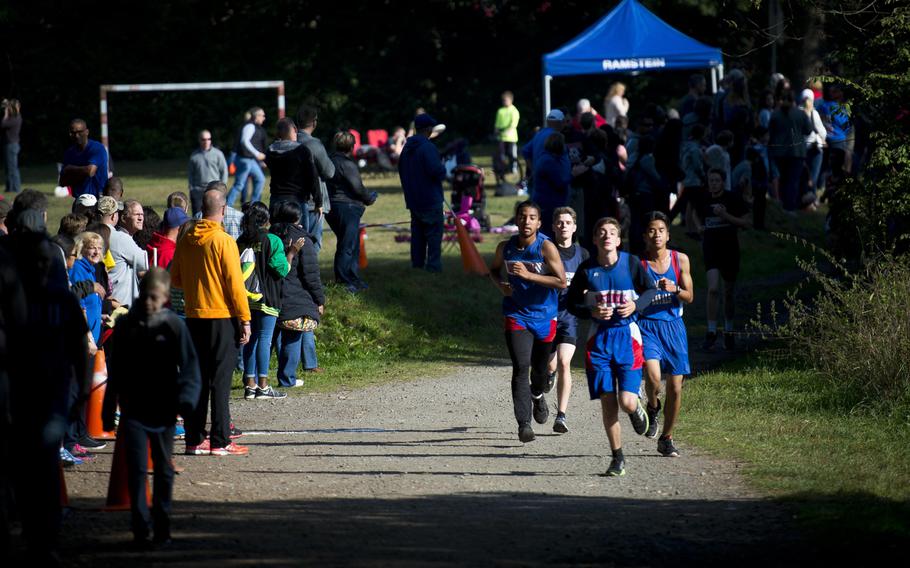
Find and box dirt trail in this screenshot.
[58,362,813,567]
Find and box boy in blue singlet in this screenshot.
[639,212,694,457]
[490,201,567,443]
[547,207,589,434]
[567,217,657,476]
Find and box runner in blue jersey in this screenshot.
[567,217,658,476]
[639,212,694,458]
[489,201,566,443]
[547,207,589,434]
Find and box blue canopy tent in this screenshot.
[542,0,723,118]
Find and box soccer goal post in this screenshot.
[98,80,286,151]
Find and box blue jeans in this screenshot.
[410,206,444,272]
[242,310,277,379]
[227,156,265,206]
[303,207,325,253]
[806,146,823,193]
[326,201,365,286]
[302,330,318,370]
[276,328,302,387]
[5,142,21,193]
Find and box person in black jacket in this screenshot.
[102,268,201,546]
[326,131,377,293]
[265,118,322,215]
[270,201,326,382]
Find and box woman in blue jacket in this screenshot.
[532,133,572,238]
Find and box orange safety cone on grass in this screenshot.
[86,350,116,440]
[454,218,490,276]
[104,427,152,511]
[358,227,368,269]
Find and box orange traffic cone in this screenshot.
[86,350,116,440]
[59,462,69,507]
[454,218,490,276]
[358,227,368,269]
[104,428,152,511]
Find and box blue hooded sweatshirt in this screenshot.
[398,135,446,211]
[68,256,102,343]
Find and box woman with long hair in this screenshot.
[2,98,22,194]
[604,82,629,128]
[236,201,303,399]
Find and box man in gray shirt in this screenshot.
[295,105,335,253]
[187,130,228,216]
[98,196,149,306]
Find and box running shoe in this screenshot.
[210,442,249,456]
[628,399,650,436]
[60,447,83,467]
[174,424,186,440]
[518,423,535,443]
[185,439,211,456]
[544,370,557,393]
[553,413,569,434]
[702,331,717,351]
[70,444,95,461]
[605,456,626,477]
[229,422,244,439]
[532,393,549,424]
[255,386,287,399]
[78,436,107,450]
[645,400,661,439]
[658,436,680,457]
[244,386,257,400]
[724,331,735,351]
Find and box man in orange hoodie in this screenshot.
[170,189,251,456]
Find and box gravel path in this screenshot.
[59,362,812,567]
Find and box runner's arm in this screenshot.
[566,267,592,319]
[488,241,511,296]
[676,252,695,304]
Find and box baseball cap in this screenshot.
[546,109,565,122]
[76,194,98,207]
[97,195,124,215]
[162,207,190,229]
[414,113,439,131]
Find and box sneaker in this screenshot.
[185,439,211,456]
[229,423,244,439]
[724,331,735,351]
[702,331,717,351]
[70,444,95,461]
[244,386,257,400]
[645,400,661,439]
[292,379,304,387]
[210,442,249,456]
[78,436,107,450]
[518,423,535,443]
[255,386,287,399]
[605,455,626,477]
[304,367,324,374]
[658,436,680,457]
[532,393,549,424]
[174,424,186,440]
[544,370,557,393]
[553,413,569,434]
[628,399,650,436]
[59,447,83,467]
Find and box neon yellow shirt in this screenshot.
[494,105,520,143]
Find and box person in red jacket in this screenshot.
[147,207,190,269]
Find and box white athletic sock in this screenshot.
[707,321,718,333]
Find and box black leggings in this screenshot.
[504,329,552,425]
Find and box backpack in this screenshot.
[239,246,263,302]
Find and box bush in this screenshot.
[756,238,910,413]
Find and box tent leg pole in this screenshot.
[543,75,552,122]
[711,66,718,94]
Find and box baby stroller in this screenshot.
[449,164,491,232]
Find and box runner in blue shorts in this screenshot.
[567,217,657,476]
[489,201,566,443]
[639,212,694,458]
[547,207,589,434]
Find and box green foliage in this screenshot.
[754,236,910,413]
[822,3,910,254]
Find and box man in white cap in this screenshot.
[98,195,148,306]
[521,109,566,177]
[71,193,97,219]
[398,113,447,273]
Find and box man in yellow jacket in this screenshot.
[170,188,252,456]
[494,90,520,184]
